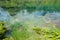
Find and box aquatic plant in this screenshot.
[0,22,7,40]
[0,22,12,40]
[8,20,60,40]
[33,27,60,40]
[0,0,60,14]
[5,12,60,40]
[0,3,60,40]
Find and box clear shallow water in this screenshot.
[0,7,11,21]
[0,7,60,39]
[9,10,60,40]
[0,7,60,21]
[0,8,60,28]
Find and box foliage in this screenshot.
[0,0,60,13]
[0,22,6,40]
[0,22,5,34]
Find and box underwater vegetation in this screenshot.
[0,7,60,40]
[0,0,60,40]
[3,18,60,40]
[0,22,11,40]
[0,12,59,40]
